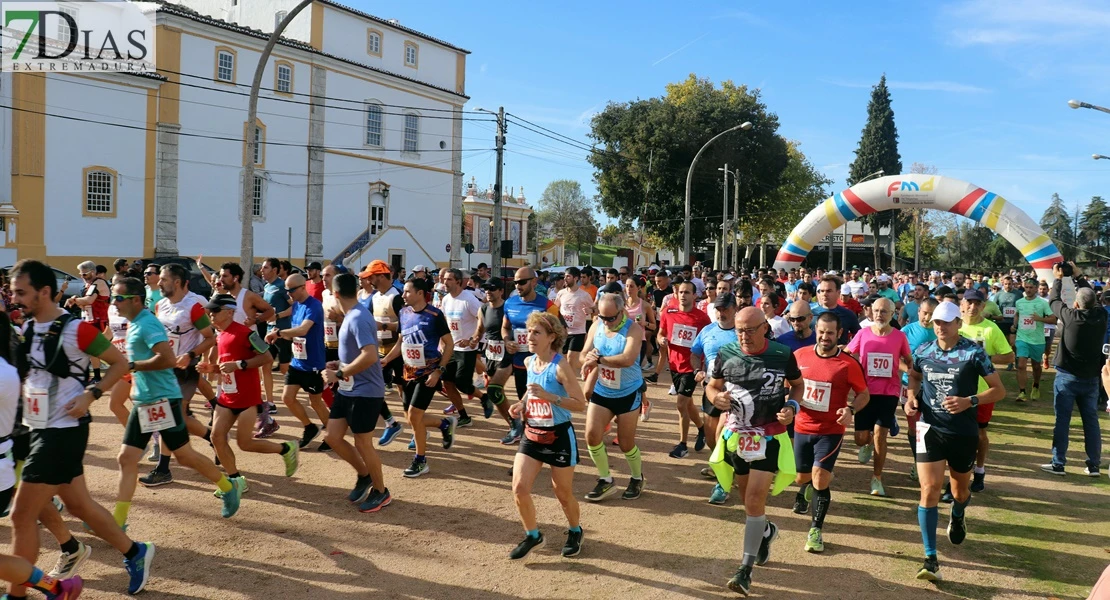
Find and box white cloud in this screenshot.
[651,32,709,67]
[944,0,1110,46]
[819,78,989,94]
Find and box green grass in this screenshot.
[578,244,619,267]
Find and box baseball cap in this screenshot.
[931,301,962,323]
[481,277,505,291]
[962,288,985,302]
[713,291,737,309]
[840,283,852,295]
[360,259,391,279]
[412,264,428,273]
[205,294,237,311]
[306,261,322,271]
[877,274,891,282]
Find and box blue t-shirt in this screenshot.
[912,338,994,437]
[902,301,920,325]
[127,308,183,404]
[264,278,291,330]
[337,302,385,398]
[902,321,937,353]
[399,305,451,379]
[692,322,739,372]
[291,296,325,371]
[775,329,816,353]
[503,293,559,367]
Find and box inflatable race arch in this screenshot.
[772,175,1063,282]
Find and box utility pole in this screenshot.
[841,223,848,272]
[492,107,505,273]
[890,214,897,269]
[731,171,739,270]
[716,163,728,269]
[914,209,921,271]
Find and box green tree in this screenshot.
[588,75,790,252]
[985,233,1023,268]
[895,220,939,264]
[847,75,902,269]
[536,180,596,253]
[1040,193,1075,260]
[1079,196,1108,257]
[600,224,622,245]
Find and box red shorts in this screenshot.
[975,402,994,427]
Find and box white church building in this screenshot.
[0,0,469,273]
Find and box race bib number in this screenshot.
[22,387,48,429]
[111,337,129,360]
[81,306,93,322]
[915,421,931,454]
[598,365,621,390]
[292,336,307,360]
[485,340,505,362]
[448,319,460,333]
[138,399,177,434]
[402,342,426,367]
[564,312,575,327]
[1019,315,1036,330]
[167,332,181,356]
[899,384,909,406]
[514,328,528,347]
[867,352,894,379]
[375,317,393,341]
[670,324,697,348]
[1003,307,1016,319]
[220,371,238,395]
[801,379,832,412]
[737,429,767,462]
[525,396,555,427]
[338,362,354,392]
[324,321,338,343]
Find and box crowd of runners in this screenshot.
[0,255,1104,598]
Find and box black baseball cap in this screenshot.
[481,277,505,291]
[306,261,322,271]
[205,294,237,311]
[962,288,985,302]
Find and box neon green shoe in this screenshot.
[282,441,300,477]
[1030,387,1040,400]
[805,527,824,553]
[1016,391,1027,402]
[214,476,249,498]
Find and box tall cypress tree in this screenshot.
[847,75,902,269]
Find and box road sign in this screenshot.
[445,243,452,253]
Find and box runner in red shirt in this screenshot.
[792,311,869,553]
[199,295,300,493]
[658,280,710,459]
[304,262,325,301]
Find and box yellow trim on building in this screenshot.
[323,148,454,174]
[156,25,182,124]
[273,59,295,96]
[81,166,119,219]
[455,53,465,95]
[366,28,383,57]
[144,90,157,256]
[214,45,238,84]
[11,72,46,260]
[310,2,324,51]
[403,41,419,69]
[243,120,267,168]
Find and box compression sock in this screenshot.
[525,528,540,540]
[623,446,643,479]
[113,501,131,528]
[587,443,611,480]
[215,476,233,494]
[742,515,767,567]
[488,385,506,405]
[918,505,939,558]
[21,567,58,595]
[156,454,171,473]
[59,537,79,555]
[953,495,971,518]
[812,487,831,529]
[381,404,393,422]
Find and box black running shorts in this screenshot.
[329,393,383,434]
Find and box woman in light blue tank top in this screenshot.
[580,292,647,503]
[507,311,586,560]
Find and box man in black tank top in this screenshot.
[471,279,521,445]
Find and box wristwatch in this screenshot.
[128,361,136,372]
[336,368,345,380]
[238,360,248,370]
[88,386,104,400]
[969,395,980,407]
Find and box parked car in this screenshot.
[1,265,81,304]
[137,256,215,298]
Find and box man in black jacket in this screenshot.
[1041,262,1105,477]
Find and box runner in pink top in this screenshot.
[845,297,912,497]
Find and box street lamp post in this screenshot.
[1094,154,1110,161]
[1068,99,1110,115]
[684,121,753,263]
[240,0,314,273]
[718,166,739,268]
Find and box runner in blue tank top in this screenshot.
[580,291,647,503]
[507,311,586,561]
[502,268,561,402]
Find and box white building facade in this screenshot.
[2,0,468,272]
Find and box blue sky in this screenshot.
[357,0,1110,247]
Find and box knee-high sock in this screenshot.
[623,446,642,479]
[587,443,611,480]
[742,515,767,567]
[918,505,938,558]
[811,487,831,529]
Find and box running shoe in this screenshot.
[403,458,429,478]
[147,432,160,462]
[407,430,429,450]
[481,395,494,419]
[694,429,706,452]
[441,416,458,450]
[857,443,873,465]
[870,477,887,497]
[266,402,278,415]
[640,399,652,422]
[1084,466,1101,477]
[317,440,332,452]
[561,529,583,558]
[378,421,403,447]
[805,527,824,553]
[138,469,173,487]
[1030,387,1041,400]
[644,373,658,383]
[970,471,985,492]
[1006,362,1015,371]
[793,484,812,514]
[443,404,457,415]
[916,556,942,581]
[1016,391,1027,402]
[358,488,392,513]
[348,474,373,503]
[49,540,91,579]
[756,521,778,565]
[610,437,621,446]
[700,466,717,480]
[123,541,155,595]
[509,532,544,560]
[500,420,522,445]
[254,416,280,439]
[220,477,243,518]
[299,423,321,449]
[584,478,617,502]
[214,476,249,499]
[1040,463,1066,476]
[947,513,967,545]
[282,441,299,477]
[727,565,752,596]
[622,476,645,500]
[668,442,688,459]
[456,415,473,428]
[708,484,729,505]
[49,576,83,600]
[940,484,954,503]
[890,418,900,437]
[667,384,676,395]
[52,496,64,513]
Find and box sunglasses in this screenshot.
[513,278,534,286]
[787,315,809,322]
[112,294,138,302]
[598,313,620,322]
[285,285,303,293]
[144,271,158,276]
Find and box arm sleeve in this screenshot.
[189,303,211,330]
[75,321,112,357]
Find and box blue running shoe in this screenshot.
[221,478,242,518]
[124,542,155,594]
[378,421,403,447]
